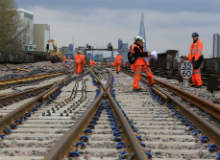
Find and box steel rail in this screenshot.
[154,77,220,120]
[0,84,53,106]
[123,69,220,148]
[0,72,65,87]
[0,74,81,132]
[122,69,220,120]
[150,84,220,147]
[44,71,106,160]
[106,90,149,160]
[93,68,148,160]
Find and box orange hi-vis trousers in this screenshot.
[133,65,154,89]
[116,63,121,72]
[192,68,202,86]
[75,63,82,74]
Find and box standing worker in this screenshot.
[68,56,71,62]
[90,59,95,67]
[63,56,66,63]
[129,36,155,91]
[114,53,123,74]
[74,50,83,74]
[80,53,86,73]
[187,32,204,88]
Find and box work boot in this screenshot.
[194,85,202,88]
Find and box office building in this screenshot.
[33,24,50,52]
[17,8,34,45]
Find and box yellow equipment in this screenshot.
[48,39,63,63]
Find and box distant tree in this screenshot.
[0,0,26,53]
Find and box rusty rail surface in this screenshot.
[44,89,105,160]
[154,77,220,120]
[0,72,65,87]
[0,84,53,106]
[45,68,148,160]
[106,90,149,160]
[123,69,220,148]
[0,74,79,132]
[93,68,148,160]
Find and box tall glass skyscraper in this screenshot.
[213,33,220,58]
[139,13,147,51]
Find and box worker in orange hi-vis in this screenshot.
[187,32,204,88]
[123,62,126,68]
[130,36,156,91]
[63,56,66,63]
[90,59,95,67]
[114,53,123,74]
[80,52,86,73]
[68,56,71,62]
[74,50,83,74]
[111,62,114,67]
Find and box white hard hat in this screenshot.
[134,36,144,43]
[151,50,158,60]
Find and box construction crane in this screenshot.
[48,39,63,63]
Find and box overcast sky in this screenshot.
[16,0,220,57]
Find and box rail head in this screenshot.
[154,77,220,120]
[92,69,149,159]
[44,90,105,160]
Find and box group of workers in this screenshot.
[72,32,203,90]
[62,56,72,63]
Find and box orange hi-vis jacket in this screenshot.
[68,56,71,62]
[187,38,203,62]
[130,43,148,66]
[74,54,82,64]
[63,56,66,62]
[81,54,86,65]
[115,55,123,64]
[90,60,95,66]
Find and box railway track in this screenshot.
[45,69,148,160]
[0,71,70,90]
[0,72,96,159]
[0,67,219,159]
[0,84,52,110]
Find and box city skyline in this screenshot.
[17,0,220,58]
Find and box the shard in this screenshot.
[139,13,147,51]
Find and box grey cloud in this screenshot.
[17,0,220,13]
[30,7,220,58]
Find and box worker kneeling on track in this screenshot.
[129,36,157,91]
[115,53,123,74]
